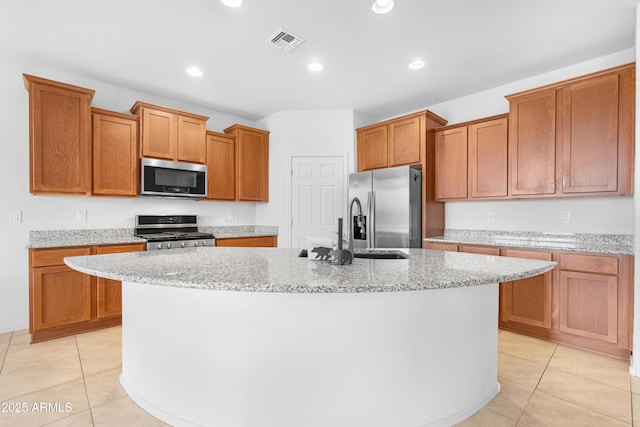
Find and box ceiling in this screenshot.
[2,0,638,121]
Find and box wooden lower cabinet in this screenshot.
[215,236,277,247]
[500,250,553,331]
[556,253,633,355]
[424,241,633,358]
[95,244,145,319]
[29,243,145,343]
[32,261,92,330]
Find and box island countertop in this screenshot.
[64,247,556,293]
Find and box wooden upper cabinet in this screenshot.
[140,107,175,160]
[468,117,508,198]
[434,114,508,201]
[435,126,468,199]
[177,115,207,164]
[24,74,95,195]
[131,101,208,164]
[91,108,138,196]
[206,131,236,200]
[357,126,388,171]
[506,62,635,198]
[356,112,431,172]
[559,73,619,194]
[224,124,270,202]
[508,89,557,196]
[388,115,422,166]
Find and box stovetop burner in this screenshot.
[135,215,215,250]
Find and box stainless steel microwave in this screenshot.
[140,158,207,199]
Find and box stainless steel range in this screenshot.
[135,215,215,250]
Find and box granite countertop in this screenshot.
[424,229,633,255]
[64,247,556,294]
[27,226,278,249]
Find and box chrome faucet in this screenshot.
[348,197,364,251]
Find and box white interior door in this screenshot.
[291,156,345,249]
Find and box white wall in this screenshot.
[424,49,636,235]
[256,110,357,247]
[0,51,260,333]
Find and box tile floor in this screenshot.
[0,326,637,426]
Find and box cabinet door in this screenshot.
[357,126,388,171]
[141,108,175,160]
[388,116,421,167]
[559,271,618,343]
[92,110,138,196]
[469,118,508,198]
[435,127,468,199]
[95,243,145,319]
[500,250,553,330]
[509,89,557,196]
[237,129,269,201]
[25,75,94,195]
[560,74,619,194]
[216,236,277,247]
[32,265,92,330]
[207,133,236,200]
[177,115,207,164]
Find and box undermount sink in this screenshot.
[353,250,409,260]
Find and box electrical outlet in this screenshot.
[226,212,235,221]
[562,211,571,224]
[76,210,88,222]
[9,210,22,223]
[487,212,495,223]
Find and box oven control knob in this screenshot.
[157,243,162,250]
[202,241,208,246]
[167,242,172,249]
[194,241,199,247]
[181,242,186,248]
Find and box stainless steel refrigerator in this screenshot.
[348,165,422,249]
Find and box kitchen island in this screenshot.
[65,247,555,427]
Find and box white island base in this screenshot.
[119,281,500,427]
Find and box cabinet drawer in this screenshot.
[424,242,458,252]
[31,247,92,267]
[503,249,552,261]
[460,245,500,256]
[215,236,277,247]
[96,243,146,254]
[560,253,618,275]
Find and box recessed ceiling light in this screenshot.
[408,60,426,70]
[220,0,242,7]
[308,62,324,72]
[186,66,204,77]
[372,0,394,14]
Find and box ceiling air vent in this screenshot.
[267,28,304,51]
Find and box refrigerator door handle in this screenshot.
[369,190,375,249]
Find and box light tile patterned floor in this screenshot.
[0,327,636,426]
